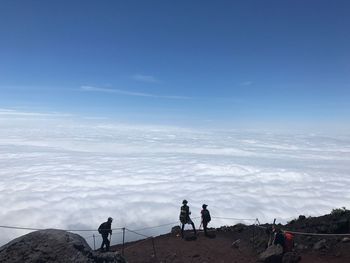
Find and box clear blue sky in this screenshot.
[0,0,349,128]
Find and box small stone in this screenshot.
[313,239,327,250]
[231,239,241,248]
[171,225,181,235]
[341,237,350,243]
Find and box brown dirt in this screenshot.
[113,228,258,263]
[111,222,350,263]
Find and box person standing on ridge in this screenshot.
[98,217,113,252]
[201,204,211,237]
[179,200,197,238]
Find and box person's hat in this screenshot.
[202,204,208,208]
[182,199,188,204]
[108,217,113,222]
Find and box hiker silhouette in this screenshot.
[201,204,211,237]
[98,217,113,251]
[179,200,197,238]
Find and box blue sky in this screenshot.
[0,0,349,129]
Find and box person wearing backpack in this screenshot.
[201,204,211,237]
[179,200,197,238]
[98,217,113,251]
[272,226,285,248]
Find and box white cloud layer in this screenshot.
[0,109,350,247]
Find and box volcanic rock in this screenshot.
[258,244,283,263]
[0,229,126,263]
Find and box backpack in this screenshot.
[284,232,294,252]
[202,209,211,222]
[98,223,104,234]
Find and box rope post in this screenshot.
[93,234,96,250]
[122,227,125,256]
[252,219,256,248]
[151,237,157,261]
[256,218,260,225]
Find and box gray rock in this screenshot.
[341,237,350,243]
[313,239,327,250]
[171,225,181,235]
[295,243,308,250]
[0,229,127,263]
[258,244,283,263]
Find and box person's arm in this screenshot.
[109,223,112,235]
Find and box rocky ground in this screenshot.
[112,209,350,263]
[0,209,349,262]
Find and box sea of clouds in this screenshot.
[0,109,350,247]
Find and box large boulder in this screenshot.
[0,229,126,263]
[171,225,181,235]
[258,244,283,263]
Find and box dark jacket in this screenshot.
[201,208,211,223]
[273,231,285,247]
[98,221,112,236]
[180,205,190,223]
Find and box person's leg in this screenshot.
[181,223,185,238]
[100,235,105,250]
[106,237,110,251]
[190,221,196,235]
[203,222,208,236]
[101,235,108,250]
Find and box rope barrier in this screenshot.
[131,216,201,232]
[131,221,179,232]
[212,216,257,221]
[2,215,350,242]
[0,225,124,232]
[255,225,268,230]
[0,225,42,231]
[282,230,350,237]
[125,228,151,239]
[255,224,350,237]
[123,236,153,252]
[124,228,158,260]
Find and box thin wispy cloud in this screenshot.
[132,74,160,83]
[240,81,253,86]
[0,108,71,117]
[80,85,190,100]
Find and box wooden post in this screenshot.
[93,234,96,250]
[122,228,125,256]
[151,238,157,261]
